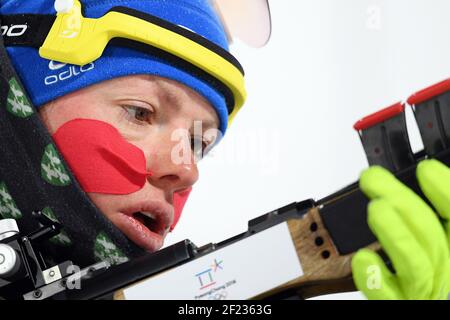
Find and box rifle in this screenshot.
[1,78,449,300]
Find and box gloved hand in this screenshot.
[351,159,450,300]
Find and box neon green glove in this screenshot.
[351,159,450,300]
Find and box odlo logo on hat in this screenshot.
[44,60,95,86]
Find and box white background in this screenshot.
[164,0,450,300]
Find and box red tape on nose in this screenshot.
[53,119,152,194]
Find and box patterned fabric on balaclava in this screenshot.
[0,35,145,268]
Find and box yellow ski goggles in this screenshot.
[2,0,246,126]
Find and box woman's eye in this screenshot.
[191,135,208,160]
[123,105,153,123]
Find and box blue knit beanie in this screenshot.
[0,0,230,134]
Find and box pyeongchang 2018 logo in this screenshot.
[1,24,28,37]
[44,60,95,86]
[195,259,224,290]
[194,259,237,300]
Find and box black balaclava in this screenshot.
[0,36,146,268]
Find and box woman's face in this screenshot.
[39,75,219,252]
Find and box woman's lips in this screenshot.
[113,201,174,252]
[114,213,164,252]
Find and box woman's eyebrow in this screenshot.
[200,119,218,130]
[163,91,218,127]
[162,90,182,111]
[154,81,219,129]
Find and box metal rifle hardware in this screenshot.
[0,210,109,300]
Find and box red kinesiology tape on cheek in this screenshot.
[170,187,192,231]
[52,119,152,194]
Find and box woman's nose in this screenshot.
[145,141,199,194]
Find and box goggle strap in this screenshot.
[0,14,56,48]
[110,6,244,75]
